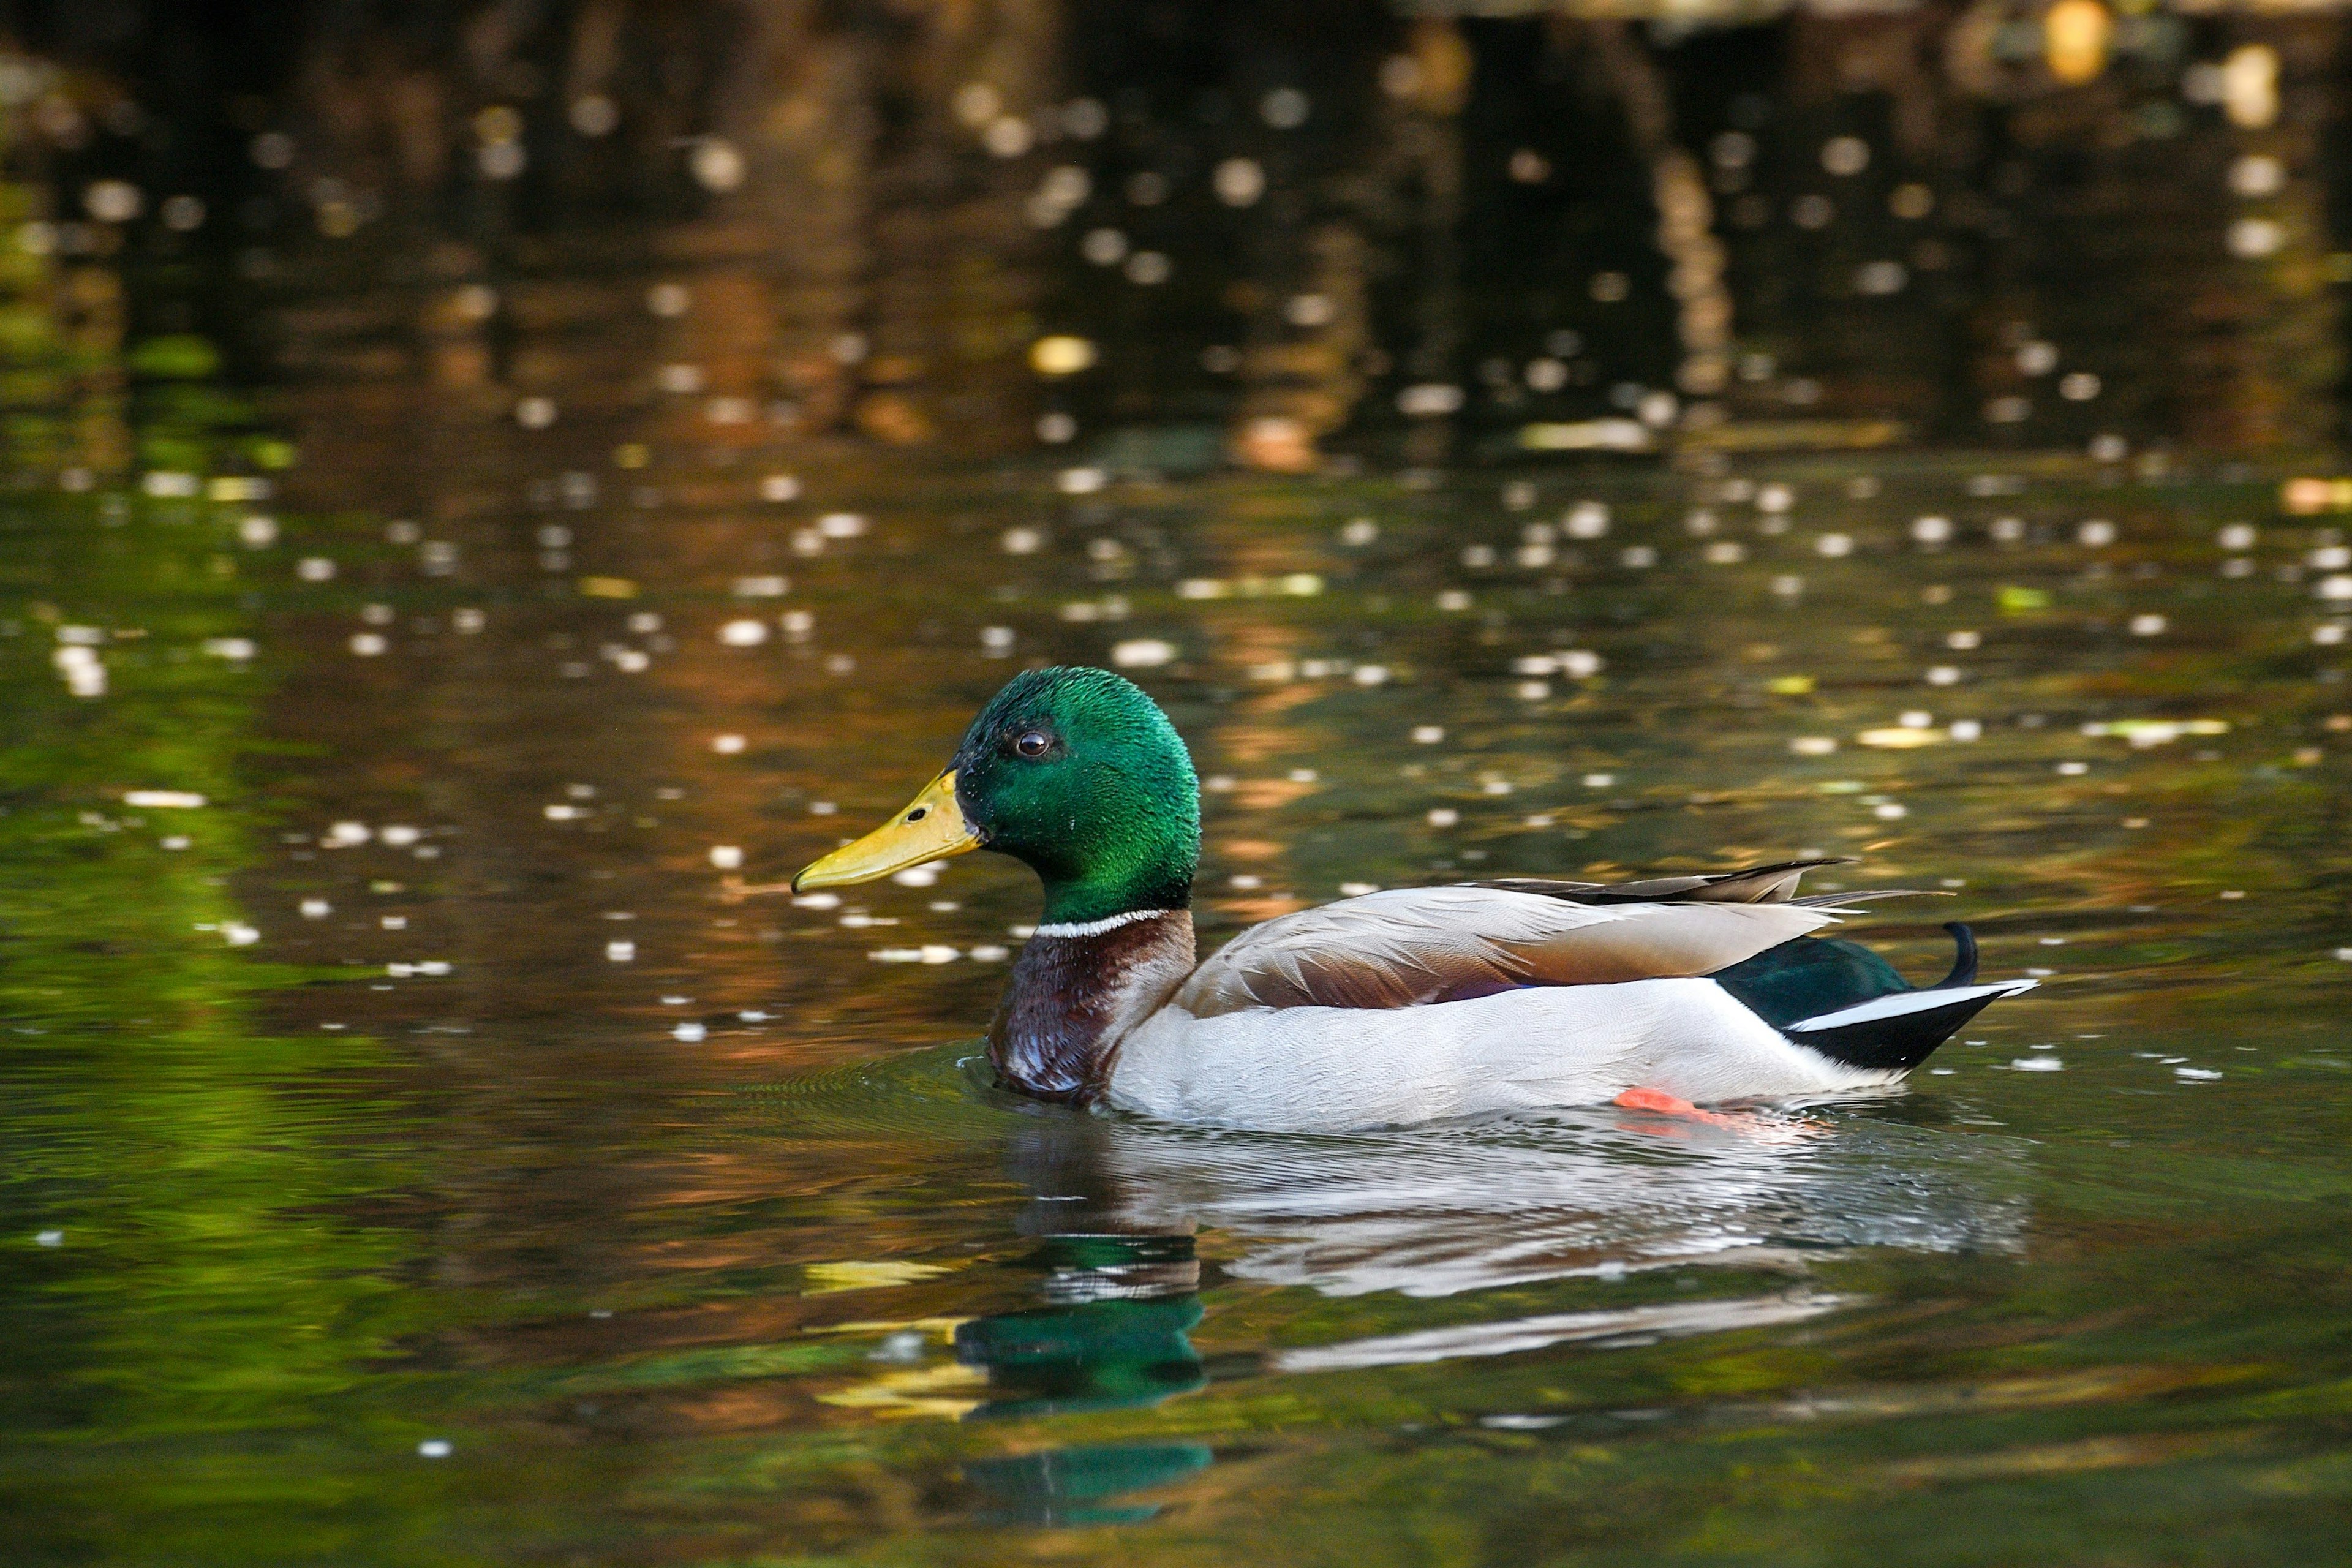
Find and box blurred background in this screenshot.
[6,0,2352,470]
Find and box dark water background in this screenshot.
[4,4,2352,1563]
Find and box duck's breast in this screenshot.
[1106,978,1898,1131]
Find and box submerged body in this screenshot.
[794,668,2035,1132]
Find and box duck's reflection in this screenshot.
[954,1235,1205,1418]
[960,1440,1214,1527]
[948,1094,2026,1521]
[951,1226,1210,1521]
[993,1099,2030,1300]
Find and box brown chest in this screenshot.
[988,913,1195,1104]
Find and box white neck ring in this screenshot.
[1030,908,1179,940]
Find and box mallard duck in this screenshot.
[794,667,2034,1133]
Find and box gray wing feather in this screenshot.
[1174,886,1836,1018]
[1789,889,1947,909]
[1471,858,1853,905]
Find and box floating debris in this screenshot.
[1520,419,1647,452]
[53,645,104,697]
[1112,638,1176,668]
[1029,336,1096,376]
[2081,720,2228,747]
[1213,157,1264,206]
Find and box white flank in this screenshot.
[1109,977,1899,1132]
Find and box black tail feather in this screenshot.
[1784,987,2016,1072]
[1936,922,1978,989]
[1713,922,2025,1073]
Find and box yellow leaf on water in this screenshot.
[816,1362,989,1420]
[804,1316,967,1338]
[803,1260,957,1295]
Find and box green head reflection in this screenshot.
[952,1232,1210,1524]
[961,1441,1214,1528]
[952,1233,1204,1419]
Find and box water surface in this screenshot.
[7,7,2352,1551]
[8,399,2352,1563]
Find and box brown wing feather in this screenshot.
[1174,886,1836,1018]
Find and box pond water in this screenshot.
[7,6,2352,1563]
[10,385,2352,1563]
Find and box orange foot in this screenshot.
[1611,1087,1821,1144]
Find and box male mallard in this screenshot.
[794,667,2034,1132]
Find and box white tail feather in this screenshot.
[1786,979,2037,1034]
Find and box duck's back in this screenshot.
[1166,885,1836,1013]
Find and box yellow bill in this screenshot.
[792,771,979,892]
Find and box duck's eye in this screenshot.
[1014,730,1051,758]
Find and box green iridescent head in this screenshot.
[792,666,1199,926]
[951,668,1199,924]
